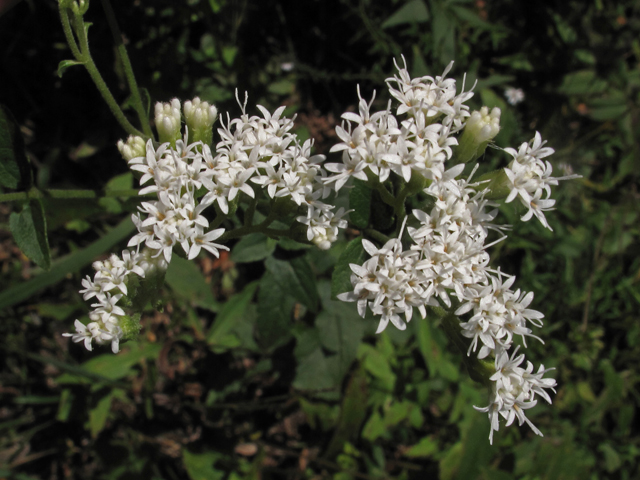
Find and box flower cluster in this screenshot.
[63,249,163,353]
[503,132,578,230]
[334,60,564,442]
[66,95,348,352]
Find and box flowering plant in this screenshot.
[30,0,577,445]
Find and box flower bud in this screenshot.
[117,135,146,161]
[154,99,182,146]
[183,97,218,146]
[454,106,501,164]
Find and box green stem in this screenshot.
[0,188,151,203]
[100,0,153,139]
[244,196,258,227]
[59,8,82,60]
[365,169,396,207]
[59,3,145,138]
[363,228,391,245]
[393,185,410,235]
[430,307,495,387]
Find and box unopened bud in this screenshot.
[117,135,146,161]
[183,97,217,146]
[154,99,182,146]
[454,106,501,164]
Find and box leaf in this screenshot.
[183,449,225,480]
[316,281,367,377]
[79,342,162,381]
[207,281,258,346]
[450,5,496,30]
[331,237,367,300]
[165,255,219,312]
[264,256,319,313]
[557,70,607,95]
[381,0,429,28]
[0,216,135,311]
[88,389,123,438]
[256,270,296,350]
[403,436,439,458]
[0,104,31,189]
[323,366,369,459]
[57,59,84,78]
[10,199,51,270]
[348,179,372,229]
[230,233,276,263]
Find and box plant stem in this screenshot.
[59,8,82,59]
[58,2,145,138]
[0,188,151,203]
[430,306,495,387]
[100,0,153,139]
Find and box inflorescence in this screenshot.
[64,57,579,443]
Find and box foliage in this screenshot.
[1,0,639,479]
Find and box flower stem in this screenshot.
[58,2,145,138]
[430,307,494,387]
[0,188,151,203]
[100,0,153,139]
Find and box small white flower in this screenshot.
[504,87,525,106]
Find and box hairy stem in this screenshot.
[100,0,153,139]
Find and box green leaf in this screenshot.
[88,389,119,438]
[557,70,607,95]
[382,0,429,28]
[450,5,496,30]
[348,179,372,229]
[0,217,135,311]
[230,233,276,263]
[57,59,84,78]
[183,449,225,480]
[316,281,367,377]
[323,367,369,459]
[165,255,219,312]
[10,199,51,270]
[265,256,319,313]
[256,270,296,350]
[404,436,438,458]
[331,237,367,300]
[0,104,31,189]
[81,342,161,381]
[207,281,258,346]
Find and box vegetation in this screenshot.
[0,0,639,479]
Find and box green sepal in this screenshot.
[57,60,85,78]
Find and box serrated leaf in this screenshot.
[265,256,319,312]
[331,237,367,300]
[57,59,84,78]
[230,233,276,263]
[348,179,372,229]
[382,0,429,28]
[10,199,51,270]
[0,104,31,189]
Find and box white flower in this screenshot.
[62,320,94,351]
[504,87,525,106]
